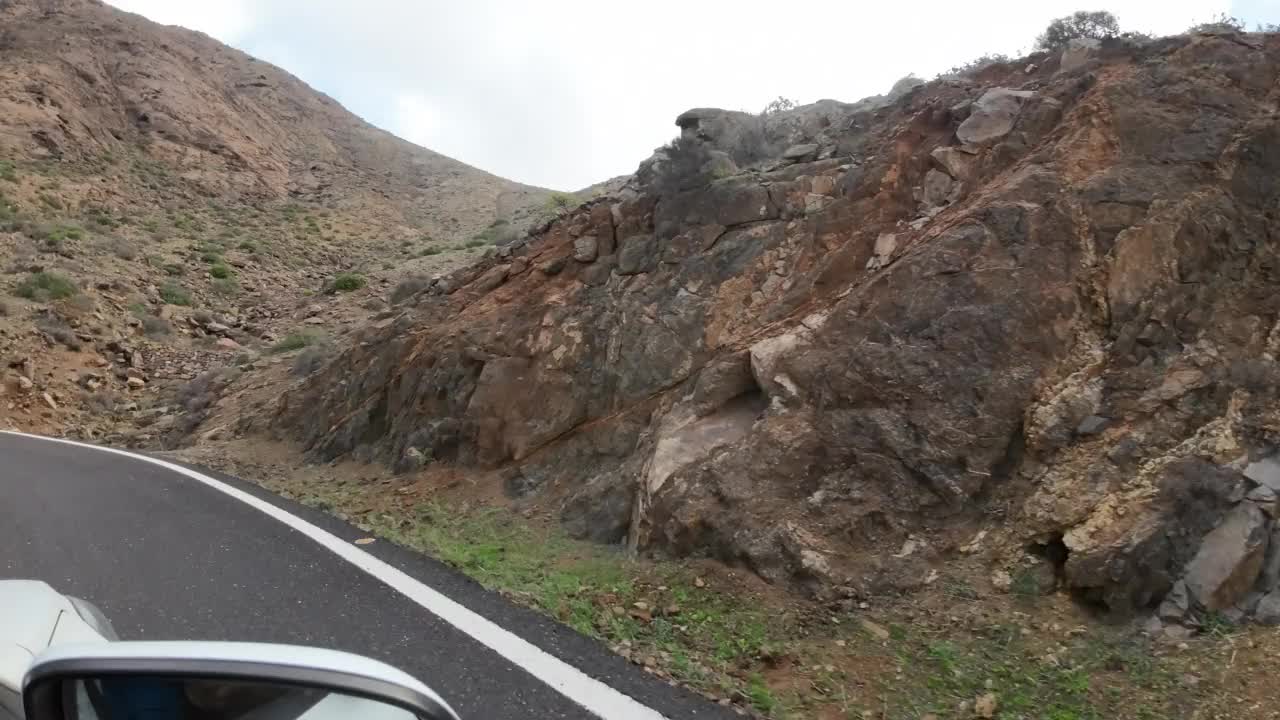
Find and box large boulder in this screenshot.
[955,88,1035,145]
[1183,503,1270,611]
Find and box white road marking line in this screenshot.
[2,431,669,720]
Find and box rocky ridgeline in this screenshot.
[252,32,1280,627]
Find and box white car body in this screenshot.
[0,581,108,720]
[1,580,459,720]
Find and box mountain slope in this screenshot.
[0,0,550,239]
[0,0,553,439]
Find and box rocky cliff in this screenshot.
[260,31,1280,627]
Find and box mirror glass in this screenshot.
[57,676,418,720]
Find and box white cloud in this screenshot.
[392,94,444,149]
[106,0,1254,190]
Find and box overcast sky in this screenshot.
[105,0,1279,190]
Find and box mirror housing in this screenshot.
[21,642,459,720]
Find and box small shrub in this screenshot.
[163,263,185,276]
[14,272,76,302]
[291,345,332,376]
[391,276,431,304]
[37,318,81,350]
[270,329,325,354]
[418,246,444,256]
[329,272,366,293]
[940,53,1012,78]
[200,249,223,263]
[159,283,192,306]
[1187,14,1246,33]
[141,315,171,337]
[109,238,137,260]
[1035,10,1121,50]
[237,239,257,252]
[87,208,120,229]
[0,160,15,183]
[42,224,84,243]
[464,238,487,248]
[760,96,796,115]
[544,192,576,213]
[209,263,232,279]
[179,366,241,414]
[211,278,239,296]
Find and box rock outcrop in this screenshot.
[260,32,1280,625]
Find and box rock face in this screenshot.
[955,88,1036,145]
[263,33,1280,621]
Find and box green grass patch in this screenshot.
[43,224,84,243]
[872,623,1186,720]
[0,160,16,183]
[159,283,192,306]
[14,271,77,302]
[418,246,444,257]
[269,329,326,354]
[211,278,239,297]
[282,492,784,704]
[173,213,204,232]
[328,272,366,293]
[545,191,577,211]
[209,263,233,279]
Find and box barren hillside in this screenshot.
[0,0,558,439]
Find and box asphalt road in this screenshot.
[0,432,736,720]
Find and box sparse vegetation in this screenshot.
[472,218,517,246]
[544,192,577,213]
[391,276,431,304]
[269,329,325,354]
[108,237,137,260]
[159,283,193,306]
[1035,10,1121,50]
[141,315,172,336]
[14,271,77,302]
[328,272,366,293]
[417,246,444,257]
[211,278,239,297]
[1187,14,1245,33]
[760,96,796,115]
[41,224,84,247]
[37,317,82,350]
[0,160,16,183]
[291,345,332,376]
[209,263,233,279]
[939,53,1012,79]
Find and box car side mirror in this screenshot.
[21,641,460,720]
